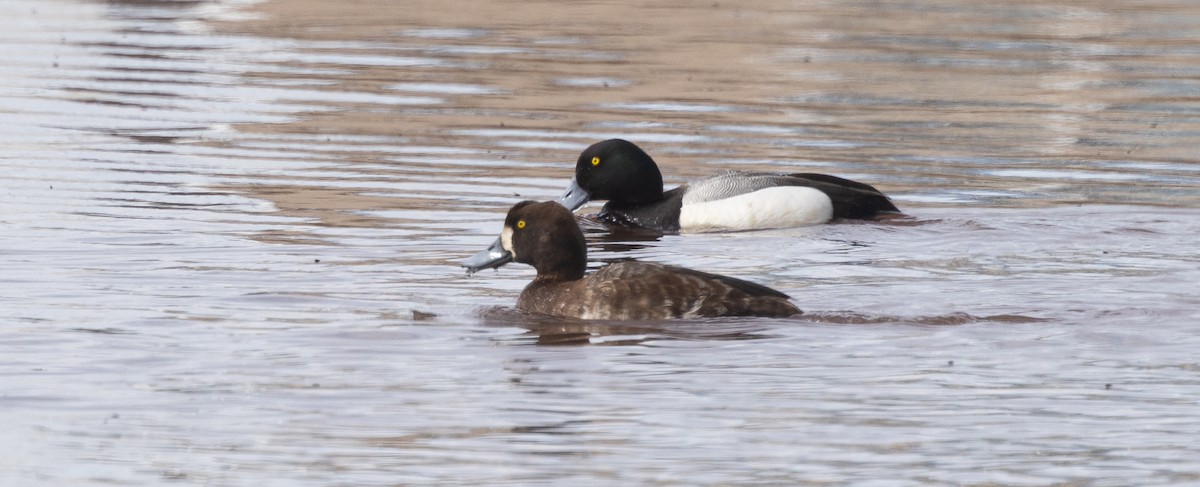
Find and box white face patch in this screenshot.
[501,226,516,259]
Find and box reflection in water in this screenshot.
[481,307,781,346]
[3,0,1200,485]
[483,307,1048,346]
[579,215,664,255]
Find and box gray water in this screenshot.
[3,0,1200,485]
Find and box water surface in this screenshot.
[3,0,1200,485]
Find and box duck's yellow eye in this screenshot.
[591,156,601,166]
[516,220,526,229]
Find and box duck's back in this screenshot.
[684,171,898,219]
[682,171,814,205]
[518,261,800,320]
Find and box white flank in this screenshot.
[501,226,516,259]
[678,186,834,232]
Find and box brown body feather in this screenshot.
[517,261,800,320]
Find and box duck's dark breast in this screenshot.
[598,187,686,233]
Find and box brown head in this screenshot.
[463,201,587,282]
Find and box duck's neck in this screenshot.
[530,236,586,282]
[534,266,584,283]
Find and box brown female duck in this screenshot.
[463,201,800,320]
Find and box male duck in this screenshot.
[462,201,801,320]
[557,139,900,232]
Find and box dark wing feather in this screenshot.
[786,173,884,193]
[660,264,792,300]
[586,262,799,319]
[785,173,900,218]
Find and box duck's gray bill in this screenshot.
[556,177,591,211]
[462,237,512,275]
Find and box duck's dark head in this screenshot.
[462,201,586,282]
[558,139,665,210]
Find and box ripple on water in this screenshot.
[5,0,1200,486]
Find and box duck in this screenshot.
[462,201,801,320]
[556,139,900,233]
